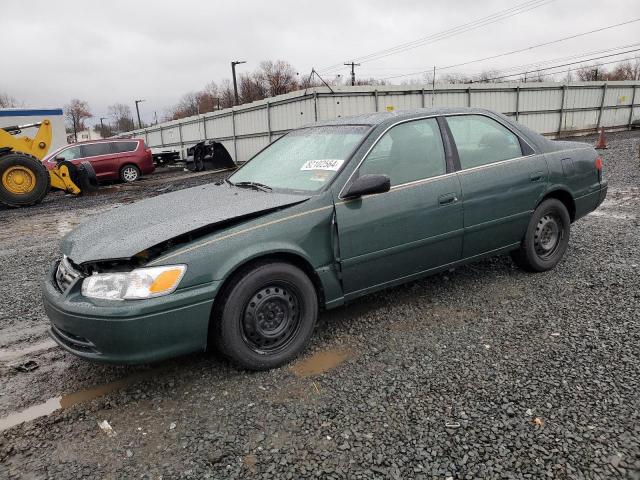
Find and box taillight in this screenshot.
[595,156,603,182]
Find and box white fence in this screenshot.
[123,81,640,163]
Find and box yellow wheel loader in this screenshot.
[0,120,98,207]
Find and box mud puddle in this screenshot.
[290,348,353,378]
[0,339,57,363]
[0,371,152,432]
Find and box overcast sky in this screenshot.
[3,0,638,125]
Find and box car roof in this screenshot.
[68,138,140,145]
[310,107,494,128]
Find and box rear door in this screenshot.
[79,143,115,178]
[444,114,548,258]
[334,117,463,297]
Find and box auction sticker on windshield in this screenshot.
[300,159,344,171]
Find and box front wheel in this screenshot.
[511,198,571,272]
[211,261,318,370]
[119,164,140,183]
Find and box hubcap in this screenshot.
[123,167,138,181]
[242,284,301,353]
[534,213,562,259]
[2,166,37,194]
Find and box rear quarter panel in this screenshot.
[543,141,601,220]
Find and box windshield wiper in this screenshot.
[232,181,272,192]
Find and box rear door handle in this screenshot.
[530,171,544,182]
[438,193,458,206]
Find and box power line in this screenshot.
[431,42,640,80]
[382,18,640,80]
[356,42,640,75]
[318,0,553,73]
[477,53,640,82]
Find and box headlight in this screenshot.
[81,265,187,301]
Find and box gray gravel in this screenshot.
[0,132,639,479]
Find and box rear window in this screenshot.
[81,143,111,157]
[111,141,138,153]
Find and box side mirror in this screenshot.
[343,174,390,199]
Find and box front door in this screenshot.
[445,114,549,258]
[334,117,464,297]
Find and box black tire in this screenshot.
[0,152,50,207]
[511,198,571,272]
[119,164,140,183]
[75,161,99,193]
[211,261,318,370]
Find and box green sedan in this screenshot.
[42,108,607,370]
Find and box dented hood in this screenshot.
[62,183,309,264]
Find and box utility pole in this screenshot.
[344,61,361,86]
[134,99,145,129]
[231,60,246,105]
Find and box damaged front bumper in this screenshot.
[42,263,220,364]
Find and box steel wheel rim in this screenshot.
[241,283,302,354]
[2,166,36,194]
[534,213,562,259]
[123,167,138,181]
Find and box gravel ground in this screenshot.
[0,131,639,479]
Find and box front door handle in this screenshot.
[530,171,544,182]
[438,193,459,206]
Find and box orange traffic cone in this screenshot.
[595,127,607,149]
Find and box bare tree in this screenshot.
[239,73,268,104]
[219,79,235,109]
[576,65,600,81]
[475,70,503,83]
[259,60,299,97]
[93,123,114,138]
[65,99,92,142]
[108,103,135,133]
[441,73,473,84]
[0,93,21,108]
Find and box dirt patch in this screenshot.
[290,347,353,378]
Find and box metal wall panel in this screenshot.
[470,89,517,112]
[605,87,634,107]
[205,115,234,139]
[520,88,562,112]
[565,87,601,110]
[271,98,315,131]
[519,112,560,134]
[180,120,205,142]
[235,108,268,136]
[147,130,162,146]
[377,92,423,112]
[562,110,598,132]
[121,81,640,162]
[432,91,468,108]
[236,135,270,162]
[601,106,633,127]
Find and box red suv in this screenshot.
[44,139,155,183]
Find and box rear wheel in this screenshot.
[511,198,571,272]
[0,152,50,207]
[211,261,318,370]
[119,164,140,183]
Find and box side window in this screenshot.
[81,143,111,158]
[59,146,82,160]
[446,115,523,169]
[359,118,446,186]
[112,141,138,153]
